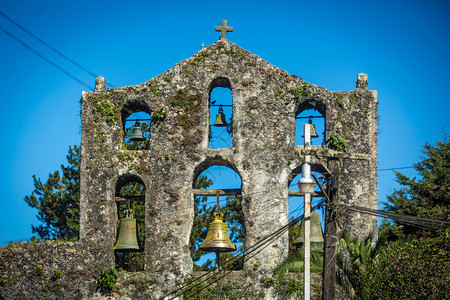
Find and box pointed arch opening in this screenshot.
[191,163,245,270]
[114,174,146,272]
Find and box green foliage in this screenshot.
[349,95,356,105]
[96,100,115,126]
[354,232,450,299]
[171,89,189,107]
[328,132,347,151]
[274,244,324,277]
[97,267,119,294]
[275,89,283,96]
[34,265,44,276]
[176,273,255,299]
[51,269,62,281]
[262,275,310,299]
[152,107,168,122]
[24,146,80,240]
[192,55,206,66]
[383,137,450,239]
[215,42,225,50]
[288,217,301,254]
[337,97,345,108]
[294,84,311,100]
[336,231,381,297]
[148,81,161,96]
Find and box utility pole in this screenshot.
[323,162,339,299]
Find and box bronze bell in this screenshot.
[213,105,228,127]
[293,212,324,246]
[114,209,140,251]
[199,212,236,252]
[129,121,146,141]
[302,119,319,139]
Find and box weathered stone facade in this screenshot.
[0,39,377,299]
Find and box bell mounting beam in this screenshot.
[193,188,241,196]
[192,188,324,197]
[115,196,145,202]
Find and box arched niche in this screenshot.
[208,77,233,149]
[121,101,151,150]
[114,174,146,272]
[191,160,245,270]
[295,100,326,146]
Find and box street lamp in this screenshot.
[298,163,315,194]
[299,122,315,300]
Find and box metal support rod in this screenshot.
[304,122,311,300]
[216,191,220,211]
[295,115,324,119]
[126,118,151,122]
[311,173,331,204]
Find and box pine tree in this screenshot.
[382,137,450,239]
[24,145,80,240]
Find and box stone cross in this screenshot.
[215,20,233,40]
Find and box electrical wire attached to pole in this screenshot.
[161,199,327,300]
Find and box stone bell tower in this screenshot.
[78,20,378,296]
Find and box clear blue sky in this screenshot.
[1,0,449,244]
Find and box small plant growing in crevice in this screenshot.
[34,266,44,276]
[171,89,190,108]
[51,269,62,281]
[349,95,356,105]
[329,132,347,151]
[152,107,168,122]
[294,84,311,100]
[148,81,161,97]
[192,55,206,66]
[337,97,345,108]
[97,267,119,295]
[96,100,115,126]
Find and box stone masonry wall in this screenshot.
[1,39,377,299]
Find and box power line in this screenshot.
[0,10,113,87]
[378,166,414,172]
[0,25,94,90]
[163,200,326,299]
[336,203,450,231]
